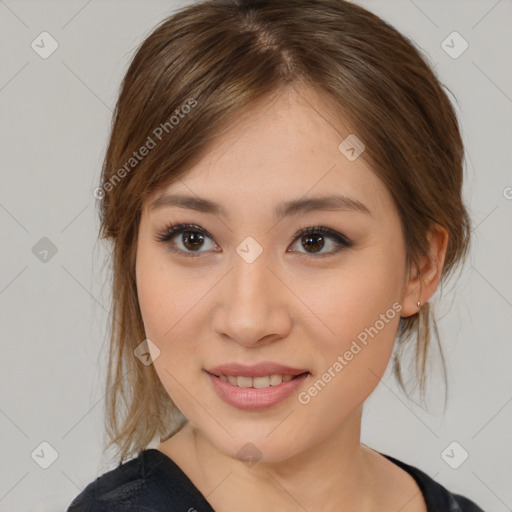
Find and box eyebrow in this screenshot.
[149,193,372,218]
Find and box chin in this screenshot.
[196,421,307,465]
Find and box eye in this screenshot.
[154,223,219,257]
[154,223,353,258]
[288,225,353,258]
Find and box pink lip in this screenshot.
[205,368,310,411]
[206,362,308,378]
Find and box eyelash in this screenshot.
[154,223,353,259]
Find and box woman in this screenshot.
[67,0,484,510]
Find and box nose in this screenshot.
[211,249,293,348]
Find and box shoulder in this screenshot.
[382,453,486,512]
[66,449,214,512]
[65,451,146,512]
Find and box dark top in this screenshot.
[66,448,485,511]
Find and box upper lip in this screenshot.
[206,362,309,378]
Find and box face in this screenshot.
[136,86,411,463]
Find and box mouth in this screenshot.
[206,362,310,385]
[204,362,311,410]
[207,372,310,389]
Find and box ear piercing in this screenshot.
[417,300,421,309]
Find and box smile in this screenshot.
[216,374,300,388]
[205,368,310,410]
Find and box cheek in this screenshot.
[135,244,210,406]
[301,245,404,396]
[136,242,203,341]
[304,246,404,347]
[297,297,401,429]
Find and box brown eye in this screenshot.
[288,226,353,258]
[181,231,206,251]
[155,223,220,257]
[301,233,325,253]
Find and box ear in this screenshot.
[400,224,449,318]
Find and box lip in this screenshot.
[204,365,311,411]
[206,362,308,378]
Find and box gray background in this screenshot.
[0,0,511,511]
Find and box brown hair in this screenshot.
[97,0,471,465]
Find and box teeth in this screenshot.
[269,374,283,385]
[217,373,302,388]
[237,376,253,388]
[253,376,270,388]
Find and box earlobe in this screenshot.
[400,224,449,318]
[400,270,423,318]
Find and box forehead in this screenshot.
[145,86,393,220]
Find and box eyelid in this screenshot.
[155,222,353,257]
[154,223,219,258]
[154,223,213,244]
[290,225,352,247]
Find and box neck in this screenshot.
[171,406,380,512]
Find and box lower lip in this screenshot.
[206,371,310,411]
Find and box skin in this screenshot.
[135,84,448,512]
